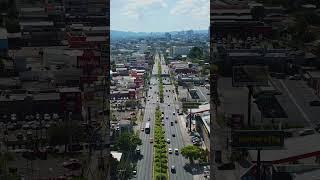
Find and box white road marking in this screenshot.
[279,80,314,127]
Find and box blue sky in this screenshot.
[111,0,209,32]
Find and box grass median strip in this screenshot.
[153,106,168,180]
[158,61,164,103]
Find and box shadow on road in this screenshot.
[131,154,144,163]
[183,163,205,175]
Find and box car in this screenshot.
[203,171,210,178]
[299,129,315,136]
[218,163,235,170]
[172,134,175,137]
[133,170,137,175]
[44,114,51,121]
[22,124,30,130]
[26,131,33,138]
[175,120,177,123]
[168,104,170,106]
[16,133,23,139]
[62,159,81,170]
[167,138,170,143]
[136,149,140,154]
[31,124,40,130]
[45,124,51,129]
[150,138,153,143]
[173,112,175,115]
[174,149,179,155]
[141,128,144,131]
[310,100,320,106]
[168,148,172,154]
[166,117,168,119]
[288,75,301,80]
[171,166,176,173]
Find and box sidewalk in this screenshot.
[178,115,210,180]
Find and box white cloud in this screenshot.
[170,0,209,20]
[122,0,168,19]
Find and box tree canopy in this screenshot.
[116,132,142,152]
[181,145,203,164]
[48,122,86,151]
[188,47,203,59]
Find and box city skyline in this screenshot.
[111,0,209,32]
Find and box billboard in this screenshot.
[232,130,284,149]
[232,66,269,87]
[182,102,201,109]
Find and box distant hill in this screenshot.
[111,29,208,39]
[111,30,155,39]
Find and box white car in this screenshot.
[167,138,170,143]
[174,148,179,155]
[168,148,172,154]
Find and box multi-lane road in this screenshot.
[133,53,193,180]
[159,54,193,180]
[133,54,160,180]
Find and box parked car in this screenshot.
[16,133,23,139]
[168,148,172,154]
[299,129,315,136]
[136,148,140,154]
[166,138,170,144]
[310,100,320,106]
[315,123,320,132]
[218,163,235,170]
[172,134,175,137]
[149,138,153,143]
[288,75,301,80]
[62,159,81,170]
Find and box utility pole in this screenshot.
[247,85,253,127]
[189,108,192,132]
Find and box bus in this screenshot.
[145,122,150,134]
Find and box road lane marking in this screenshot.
[279,80,314,127]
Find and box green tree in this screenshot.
[188,47,203,59]
[181,145,203,164]
[48,122,86,152]
[5,18,20,33]
[117,132,142,152]
[125,100,137,108]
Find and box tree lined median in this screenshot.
[158,60,164,103]
[153,107,168,180]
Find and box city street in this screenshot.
[159,54,193,180]
[132,53,194,180]
[132,53,161,180]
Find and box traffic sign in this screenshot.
[232,130,284,149]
